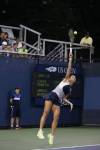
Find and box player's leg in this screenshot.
[10,117,15,128]
[51,105,60,135]
[48,105,60,144]
[10,107,15,128]
[37,100,52,139]
[15,106,20,129]
[15,117,20,129]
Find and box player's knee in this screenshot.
[43,109,49,117]
[54,114,60,122]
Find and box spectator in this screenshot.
[11,41,18,52]
[0,32,9,46]
[0,32,4,45]
[8,36,18,46]
[17,42,28,53]
[80,32,93,46]
[80,32,94,62]
[0,41,8,50]
[9,88,21,129]
[3,32,9,42]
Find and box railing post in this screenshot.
[64,43,67,62]
[19,24,42,55]
[59,44,63,61]
[42,39,45,56]
[24,28,27,44]
[37,35,41,54]
[19,27,23,41]
[89,47,92,63]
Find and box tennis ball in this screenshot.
[74,31,77,35]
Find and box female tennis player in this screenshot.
[37,51,76,145]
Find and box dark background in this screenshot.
[0,0,100,59]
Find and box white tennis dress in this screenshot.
[52,79,70,101]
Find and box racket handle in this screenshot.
[69,43,72,54]
[69,47,72,54]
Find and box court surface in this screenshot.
[0,127,100,150]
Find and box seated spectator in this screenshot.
[8,36,17,46]
[0,41,13,55]
[0,32,5,45]
[17,42,28,53]
[11,41,18,52]
[0,32,9,46]
[80,32,93,47]
[0,41,8,50]
[80,32,94,62]
[3,32,9,42]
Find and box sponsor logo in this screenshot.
[46,66,57,72]
[46,66,76,74]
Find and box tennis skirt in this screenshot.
[43,92,61,106]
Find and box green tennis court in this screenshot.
[0,127,100,150]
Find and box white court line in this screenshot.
[32,144,100,150]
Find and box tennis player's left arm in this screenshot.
[63,97,73,111]
[65,54,73,79]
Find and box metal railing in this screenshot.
[41,38,93,62]
[19,25,44,56]
[0,24,45,56]
[0,24,94,62]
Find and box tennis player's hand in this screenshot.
[69,53,73,58]
[70,102,73,111]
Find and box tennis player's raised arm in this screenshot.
[65,54,73,78]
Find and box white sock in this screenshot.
[39,128,43,132]
[11,125,13,128]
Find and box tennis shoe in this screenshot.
[37,129,45,139]
[47,133,54,145]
